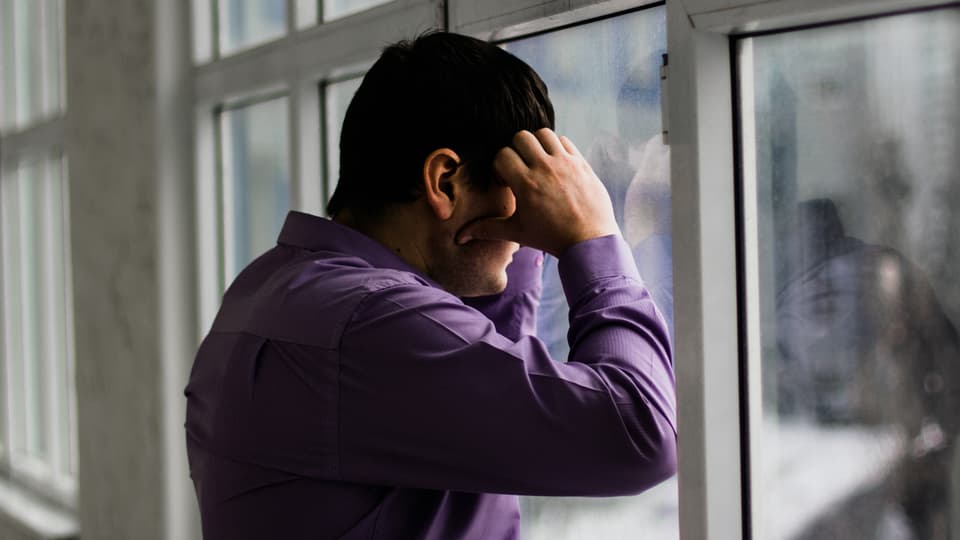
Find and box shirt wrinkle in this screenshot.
[185,213,677,540]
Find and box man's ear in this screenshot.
[422,148,466,221]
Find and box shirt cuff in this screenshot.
[557,235,641,304]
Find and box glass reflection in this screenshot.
[218,0,286,55]
[505,7,677,539]
[221,97,291,279]
[741,8,960,539]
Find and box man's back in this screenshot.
[186,212,675,539]
[187,213,527,539]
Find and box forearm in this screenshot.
[339,237,676,496]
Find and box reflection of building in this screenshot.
[777,199,960,539]
[750,12,960,539]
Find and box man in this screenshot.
[186,32,676,539]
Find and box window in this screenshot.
[219,96,292,282]
[323,76,362,203]
[0,0,63,131]
[296,0,318,28]
[184,0,960,538]
[192,0,438,331]
[0,155,76,498]
[218,0,287,55]
[737,6,960,539]
[501,6,677,538]
[324,0,394,21]
[0,0,75,508]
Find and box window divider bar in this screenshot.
[0,117,65,166]
[59,155,77,489]
[286,0,297,34]
[667,1,745,538]
[40,158,62,483]
[292,79,323,215]
[211,0,221,61]
[733,36,764,540]
[287,77,302,212]
[193,0,442,104]
[688,0,958,34]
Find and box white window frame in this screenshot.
[188,0,959,539]
[0,0,78,524]
[0,149,77,502]
[193,0,444,333]
[669,0,958,538]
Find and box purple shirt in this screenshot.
[185,211,676,540]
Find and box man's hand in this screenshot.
[456,129,620,257]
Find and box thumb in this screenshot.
[456,216,518,245]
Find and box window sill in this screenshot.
[0,478,78,540]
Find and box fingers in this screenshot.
[533,128,565,155]
[509,128,574,165]
[511,130,546,166]
[493,146,528,188]
[456,216,517,245]
[558,135,583,158]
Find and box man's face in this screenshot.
[427,180,519,297]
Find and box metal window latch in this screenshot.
[660,53,670,145]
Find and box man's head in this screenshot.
[329,32,555,296]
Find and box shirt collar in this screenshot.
[277,211,441,288]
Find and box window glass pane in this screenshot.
[740,8,960,539]
[220,97,291,280]
[1,0,16,129]
[14,0,44,126]
[2,155,75,488]
[42,0,63,116]
[1,167,26,457]
[0,0,63,130]
[44,159,72,479]
[16,160,50,463]
[324,76,361,206]
[505,8,677,539]
[323,0,391,22]
[296,0,317,29]
[218,0,286,56]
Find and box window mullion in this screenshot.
[59,156,77,489]
[0,169,17,467]
[291,79,322,215]
[211,0,221,60]
[217,110,236,286]
[41,157,65,485]
[286,0,297,33]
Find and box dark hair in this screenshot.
[326,31,555,218]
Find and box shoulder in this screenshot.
[346,279,501,348]
[215,247,447,347]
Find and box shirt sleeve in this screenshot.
[336,235,676,497]
[461,247,544,341]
